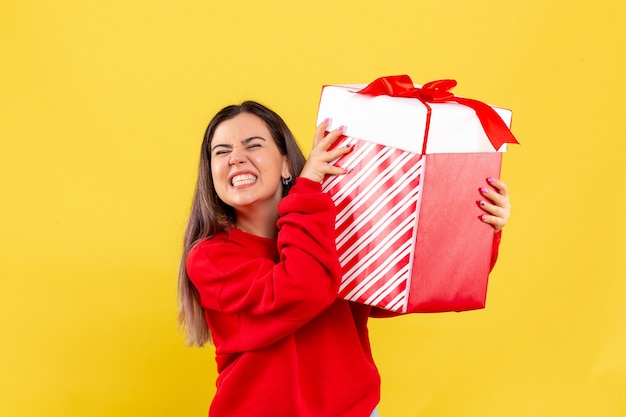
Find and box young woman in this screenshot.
[178,101,510,417]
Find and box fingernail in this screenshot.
[480,215,488,221]
[342,166,351,173]
[480,187,489,194]
[477,200,486,207]
[487,177,496,183]
[335,125,345,132]
[322,118,330,124]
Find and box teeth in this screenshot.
[231,174,257,187]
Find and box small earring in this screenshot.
[282,174,293,185]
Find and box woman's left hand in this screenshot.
[478,178,511,233]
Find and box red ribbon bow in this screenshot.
[357,75,519,152]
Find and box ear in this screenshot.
[281,156,291,180]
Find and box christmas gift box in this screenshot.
[317,75,518,314]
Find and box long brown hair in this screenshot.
[178,101,307,346]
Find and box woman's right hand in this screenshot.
[299,119,353,183]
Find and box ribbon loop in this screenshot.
[420,79,457,101]
[356,75,519,150]
[356,74,415,97]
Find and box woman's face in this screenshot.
[210,112,290,218]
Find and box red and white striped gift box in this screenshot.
[322,138,425,312]
[317,76,516,313]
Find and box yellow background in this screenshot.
[2,1,625,416]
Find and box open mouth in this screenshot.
[231,174,257,187]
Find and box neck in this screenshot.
[234,208,279,238]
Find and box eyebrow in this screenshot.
[210,136,266,153]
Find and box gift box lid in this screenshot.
[316,84,512,154]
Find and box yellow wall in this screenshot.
[2,1,625,416]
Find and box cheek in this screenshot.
[253,153,284,178]
[211,156,224,173]
[210,160,228,186]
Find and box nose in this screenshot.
[228,150,246,166]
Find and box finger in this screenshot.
[317,125,345,150]
[486,177,509,198]
[325,142,354,162]
[325,164,350,177]
[480,213,506,233]
[313,118,332,146]
[478,200,509,223]
[300,161,349,183]
[478,197,510,229]
[479,186,510,209]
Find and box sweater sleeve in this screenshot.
[186,178,343,348]
[490,230,502,271]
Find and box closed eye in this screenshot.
[211,146,232,157]
[210,136,266,157]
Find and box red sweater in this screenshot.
[186,178,381,417]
